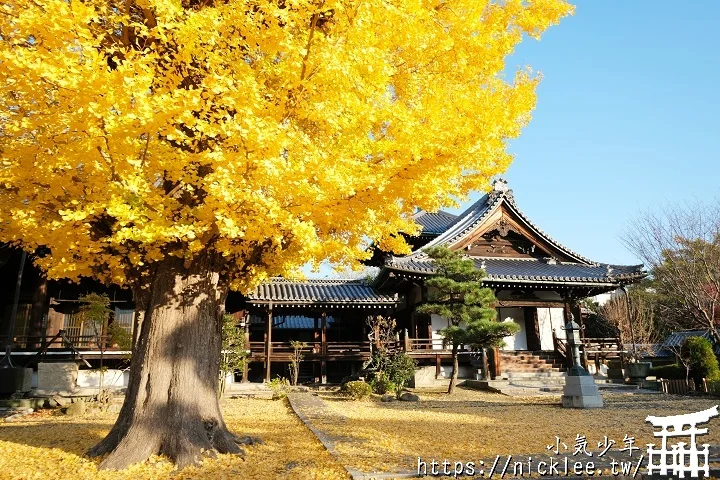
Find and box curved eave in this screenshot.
[411,189,599,266]
[247,300,397,308]
[381,265,647,287]
[502,199,595,265]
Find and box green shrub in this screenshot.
[683,337,720,382]
[649,364,687,380]
[343,381,371,400]
[268,377,291,400]
[369,373,396,395]
[385,353,417,398]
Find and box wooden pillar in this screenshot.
[524,306,541,351]
[321,311,327,384]
[410,311,417,341]
[426,316,433,349]
[481,348,490,380]
[435,354,441,379]
[45,299,64,342]
[491,347,501,379]
[264,304,273,383]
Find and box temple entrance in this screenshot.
[498,307,527,351]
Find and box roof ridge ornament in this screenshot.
[489,178,514,204]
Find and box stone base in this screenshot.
[562,375,604,408]
[0,368,33,394]
[37,362,78,393]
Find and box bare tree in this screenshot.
[623,201,720,343]
[597,286,659,358]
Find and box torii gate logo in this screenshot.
[646,405,718,478]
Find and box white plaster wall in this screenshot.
[77,369,129,388]
[537,308,553,350]
[431,314,449,349]
[430,314,469,349]
[499,307,527,350]
[550,308,566,340]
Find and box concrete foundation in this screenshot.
[562,375,604,408]
[409,365,474,388]
[37,362,79,394]
[0,368,33,394]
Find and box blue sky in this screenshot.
[464,0,720,266]
[309,1,720,277]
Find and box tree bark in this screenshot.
[87,252,255,470]
[448,343,459,394]
[27,274,49,349]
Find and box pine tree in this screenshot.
[417,247,519,393]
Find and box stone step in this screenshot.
[507,371,567,378]
[512,379,568,387]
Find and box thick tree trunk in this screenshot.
[87,253,255,470]
[27,275,49,349]
[448,343,459,394]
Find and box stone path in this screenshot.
[288,392,414,479]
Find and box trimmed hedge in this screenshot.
[343,381,372,400]
[649,364,687,380]
[683,337,720,381]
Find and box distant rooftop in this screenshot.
[246,278,397,307]
[412,210,458,236]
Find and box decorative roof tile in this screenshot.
[412,210,458,235]
[248,278,397,305]
[385,255,645,285]
[418,178,596,265]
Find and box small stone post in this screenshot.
[561,317,603,408]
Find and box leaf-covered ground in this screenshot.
[2,390,719,479]
[0,398,348,480]
[314,388,720,473]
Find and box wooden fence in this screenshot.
[658,378,710,395]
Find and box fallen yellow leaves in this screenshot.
[316,389,720,474]
[0,398,349,480]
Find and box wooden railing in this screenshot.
[583,337,623,358]
[0,332,127,351]
[248,341,372,357]
[406,338,470,353]
[552,331,569,365]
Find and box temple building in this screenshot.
[0,179,645,387]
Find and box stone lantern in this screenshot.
[561,316,603,408]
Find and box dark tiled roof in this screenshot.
[248,278,397,305]
[660,330,720,355]
[385,255,645,285]
[412,210,458,235]
[419,179,595,265]
[662,330,713,349]
[623,344,673,358]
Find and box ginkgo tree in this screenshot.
[0,0,573,470]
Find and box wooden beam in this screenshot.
[496,299,566,308]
